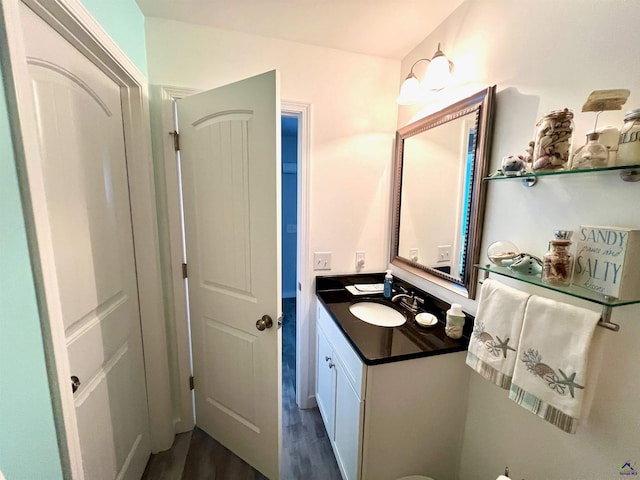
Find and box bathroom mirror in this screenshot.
[391,86,496,299]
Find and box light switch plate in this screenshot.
[313,252,332,271]
[438,245,451,263]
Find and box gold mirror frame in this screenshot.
[390,86,496,299]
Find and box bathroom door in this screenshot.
[177,70,282,480]
[16,3,151,478]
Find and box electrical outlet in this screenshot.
[438,245,452,263]
[409,248,419,262]
[355,251,365,270]
[313,252,332,271]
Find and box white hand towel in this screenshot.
[508,295,600,434]
[466,279,531,389]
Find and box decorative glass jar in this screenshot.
[487,240,520,266]
[595,126,620,164]
[570,132,609,169]
[542,231,573,286]
[532,108,574,171]
[617,108,640,166]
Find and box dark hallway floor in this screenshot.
[141,297,341,480]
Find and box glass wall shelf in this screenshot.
[484,163,640,182]
[475,264,640,308]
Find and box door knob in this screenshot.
[256,314,274,331]
[71,376,81,394]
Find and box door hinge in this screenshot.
[189,375,194,391]
[181,263,188,279]
[170,130,180,151]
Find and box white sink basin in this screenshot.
[348,301,406,327]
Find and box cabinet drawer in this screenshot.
[317,302,366,398]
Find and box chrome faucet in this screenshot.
[391,293,413,303]
[391,293,423,313]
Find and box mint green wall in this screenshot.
[80,0,148,76]
[0,76,64,479]
[0,1,148,478]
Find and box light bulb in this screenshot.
[396,74,421,105]
[421,55,451,91]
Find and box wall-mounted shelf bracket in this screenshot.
[620,168,640,182]
[599,303,620,331]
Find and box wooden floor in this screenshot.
[141,298,342,480]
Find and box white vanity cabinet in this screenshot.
[316,301,366,480]
[316,301,470,480]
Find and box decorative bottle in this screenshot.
[532,108,574,171]
[570,132,609,170]
[617,108,640,166]
[542,230,573,286]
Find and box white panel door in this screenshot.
[177,70,282,479]
[20,4,150,479]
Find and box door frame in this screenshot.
[286,101,314,409]
[156,86,315,415]
[1,0,173,476]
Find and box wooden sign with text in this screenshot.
[573,225,640,300]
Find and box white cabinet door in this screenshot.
[316,301,365,480]
[334,360,364,480]
[316,324,336,439]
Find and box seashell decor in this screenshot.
[532,108,574,171]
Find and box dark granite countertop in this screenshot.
[316,273,472,366]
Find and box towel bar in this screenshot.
[478,269,620,332]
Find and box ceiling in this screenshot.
[135,0,463,59]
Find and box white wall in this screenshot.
[144,18,399,404]
[397,1,640,479]
[145,17,399,268]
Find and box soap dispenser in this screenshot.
[383,270,393,299]
[445,303,465,339]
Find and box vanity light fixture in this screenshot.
[396,42,454,105]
